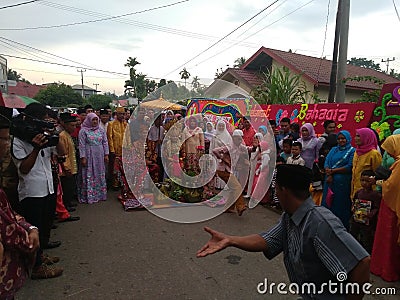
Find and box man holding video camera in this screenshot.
[11,103,64,279]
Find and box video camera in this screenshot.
[11,114,59,149]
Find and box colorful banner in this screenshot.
[370,82,400,141]
[187,98,376,138]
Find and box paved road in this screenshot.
[17,191,399,300]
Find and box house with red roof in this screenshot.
[207,47,399,103]
[7,81,45,98]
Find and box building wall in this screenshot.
[315,86,365,103]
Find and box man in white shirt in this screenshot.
[12,103,64,279]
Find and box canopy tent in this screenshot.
[139,96,184,110]
[0,93,39,108]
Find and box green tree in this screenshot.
[347,57,381,71]
[389,69,400,80]
[7,69,30,84]
[179,67,190,88]
[158,79,167,88]
[191,76,200,90]
[86,94,113,109]
[214,68,224,79]
[34,83,83,107]
[252,66,310,104]
[124,57,157,99]
[233,57,246,68]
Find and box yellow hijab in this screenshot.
[381,135,400,244]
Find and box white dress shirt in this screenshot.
[12,137,55,201]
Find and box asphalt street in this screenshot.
[17,191,399,300]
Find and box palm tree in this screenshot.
[233,57,246,68]
[179,67,191,89]
[191,76,200,90]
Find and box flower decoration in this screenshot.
[337,124,343,129]
[354,110,365,123]
[313,121,317,127]
[370,121,391,141]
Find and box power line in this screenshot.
[0,0,190,31]
[16,0,258,48]
[393,0,400,23]
[316,0,332,82]
[164,0,281,77]
[193,0,315,68]
[11,67,125,79]
[0,0,40,10]
[0,36,99,70]
[1,53,130,76]
[1,53,191,84]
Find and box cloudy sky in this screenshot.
[0,0,399,95]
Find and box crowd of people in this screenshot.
[1,101,400,299]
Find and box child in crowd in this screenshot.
[350,170,381,253]
[286,141,305,166]
[280,139,292,162]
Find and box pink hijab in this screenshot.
[356,128,377,156]
[81,112,99,131]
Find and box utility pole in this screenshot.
[93,83,99,94]
[336,0,350,103]
[381,57,395,73]
[77,69,86,98]
[328,0,342,103]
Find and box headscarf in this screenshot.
[393,128,400,135]
[356,128,378,156]
[381,129,400,169]
[381,134,400,244]
[204,122,216,140]
[337,130,351,150]
[382,134,400,160]
[254,132,263,142]
[81,112,99,130]
[258,125,267,135]
[214,120,232,147]
[300,123,316,141]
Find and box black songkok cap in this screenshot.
[276,164,312,192]
[59,112,76,123]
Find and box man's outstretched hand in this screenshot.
[196,227,231,258]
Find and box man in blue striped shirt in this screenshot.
[197,164,370,299]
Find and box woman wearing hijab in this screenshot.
[245,133,263,199]
[351,128,382,199]
[258,126,268,141]
[321,131,355,229]
[297,123,322,169]
[204,122,216,153]
[78,113,109,204]
[249,140,271,205]
[182,116,204,175]
[371,131,400,282]
[210,120,233,190]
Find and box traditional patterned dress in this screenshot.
[0,189,35,299]
[79,116,109,204]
